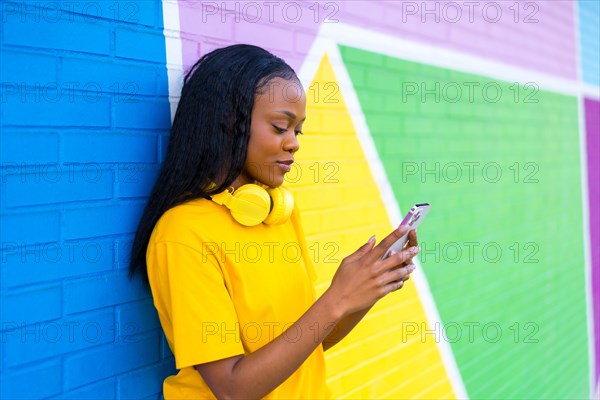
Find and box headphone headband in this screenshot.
[210,184,294,226]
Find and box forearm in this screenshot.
[322,307,372,351]
[205,290,342,399]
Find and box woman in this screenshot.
[130,44,419,399]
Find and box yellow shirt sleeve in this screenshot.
[148,240,245,370]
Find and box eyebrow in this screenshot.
[273,110,306,122]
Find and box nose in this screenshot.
[283,131,300,154]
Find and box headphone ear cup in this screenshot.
[228,184,271,226]
[264,187,294,225]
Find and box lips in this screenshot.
[276,159,294,172]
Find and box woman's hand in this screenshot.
[323,226,419,318]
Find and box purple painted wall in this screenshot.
[177,1,322,72]
[337,0,577,79]
[585,97,600,387]
[177,1,577,78]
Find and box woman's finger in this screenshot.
[381,247,420,270]
[384,279,404,293]
[381,263,415,286]
[406,229,418,248]
[344,235,376,263]
[382,262,417,293]
[366,225,411,262]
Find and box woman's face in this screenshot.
[234,77,306,189]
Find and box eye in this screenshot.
[294,130,303,136]
[272,125,287,134]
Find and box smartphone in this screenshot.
[382,203,430,260]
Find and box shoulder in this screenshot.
[150,197,234,245]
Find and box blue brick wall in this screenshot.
[0,1,176,397]
[579,0,600,86]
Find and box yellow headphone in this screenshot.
[210,183,294,227]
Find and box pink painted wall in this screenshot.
[177,1,577,78]
[177,1,321,72]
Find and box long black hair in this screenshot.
[129,44,299,283]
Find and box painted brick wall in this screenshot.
[170,1,598,397]
[1,0,598,398]
[0,1,175,398]
[342,45,588,398]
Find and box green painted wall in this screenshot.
[340,45,590,399]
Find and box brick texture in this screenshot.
[0,1,174,398]
[1,0,597,398]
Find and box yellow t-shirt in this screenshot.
[146,195,329,399]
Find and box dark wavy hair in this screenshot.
[129,44,299,283]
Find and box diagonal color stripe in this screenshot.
[288,49,459,399]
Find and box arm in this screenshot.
[322,308,371,351]
[195,226,420,399]
[195,288,342,400]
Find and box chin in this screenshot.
[257,177,284,188]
